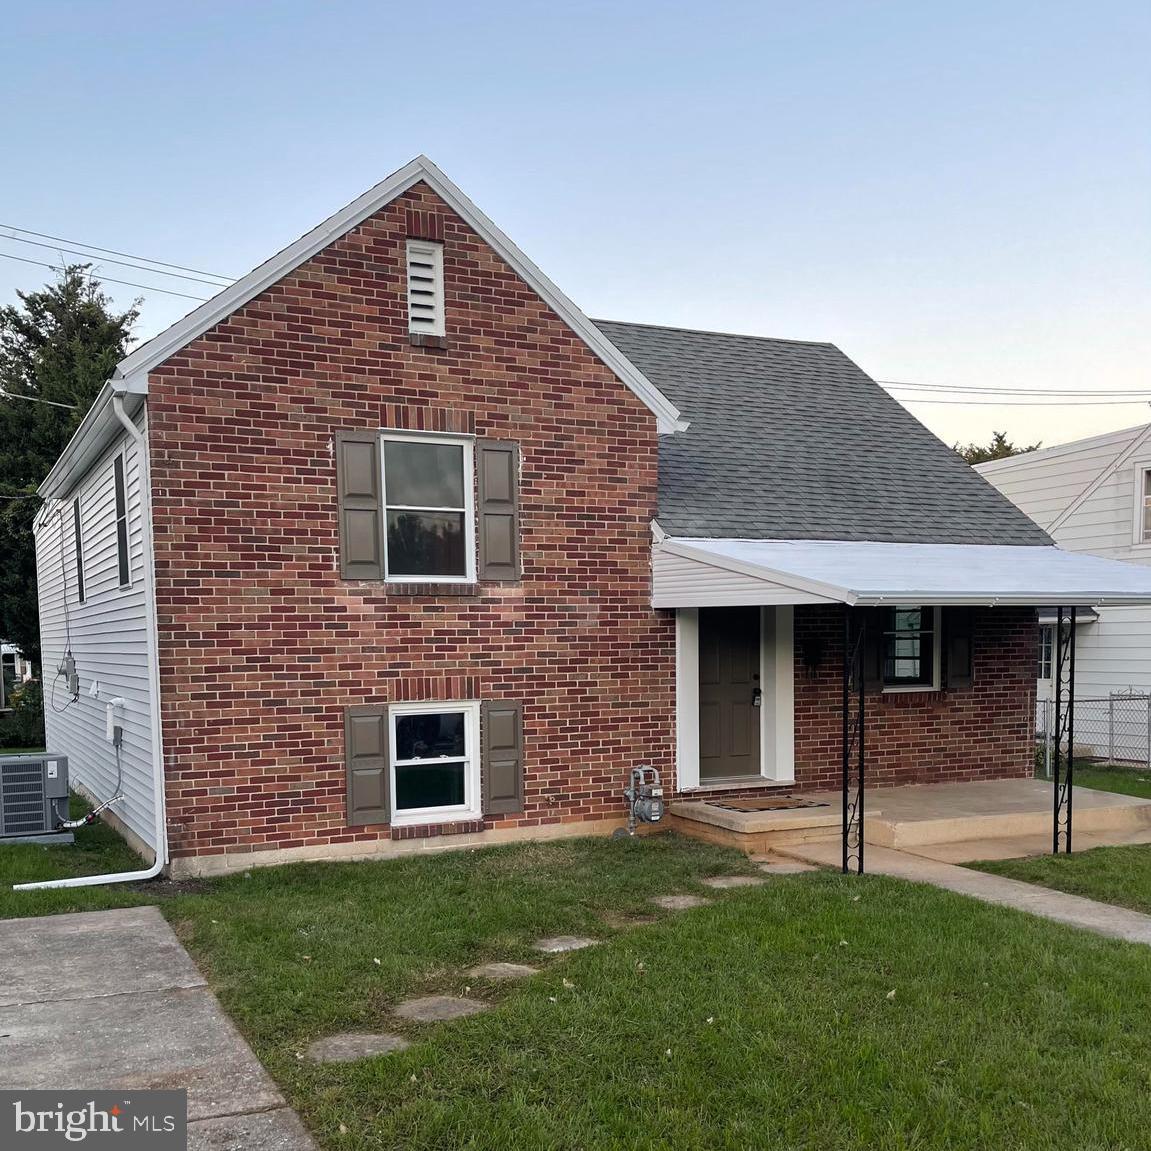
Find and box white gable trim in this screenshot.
[113,156,685,434]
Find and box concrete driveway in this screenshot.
[0,905,316,1149]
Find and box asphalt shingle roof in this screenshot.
[593,320,1052,546]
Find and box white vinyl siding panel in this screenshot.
[34,418,157,855]
[652,547,836,608]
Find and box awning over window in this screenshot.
[652,538,1151,609]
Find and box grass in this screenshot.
[1072,764,1151,800]
[972,844,1151,918]
[6,812,1151,1148]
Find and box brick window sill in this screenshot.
[409,333,448,350]
[386,582,479,597]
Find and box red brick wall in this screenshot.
[147,181,676,862]
[791,605,1037,790]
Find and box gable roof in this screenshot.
[111,156,684,434]
[594,320,1052,546]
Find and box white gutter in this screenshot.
[15,389,169,890]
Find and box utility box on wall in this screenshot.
[0,754,69,838]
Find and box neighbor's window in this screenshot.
[382,434,473,581]
[1142,470,1151,542]
[0,652,16,710]
[881,606,938,688]
[114,453,130,587]
[72,497,85,603]
[389,701,480,823]
[1037,625,1054,680]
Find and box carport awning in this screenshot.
[653,538,1151,608]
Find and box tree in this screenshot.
[954,430,1041,466]
[0,266,137,668]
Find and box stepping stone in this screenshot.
[651,894,712,911]
[392,995,489,1023]
[466,962,539,980]
[758,860,817,875]
[534,935,598,954]
[701,875,768,890]
[305,1032,409,1063]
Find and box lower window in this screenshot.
[882,606,940,689]
[390,701,480,824]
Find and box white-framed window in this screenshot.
[1140,469,1151,543]
[72,497,85,604]
[1037,625,1054,680]
[389,700,480,825]
[381,432,475,582]
[881,605,941,690]
[406,239,445,337]
[113,452,130,588]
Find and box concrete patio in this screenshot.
[0,906,316,1150]
[669,777,1151,857]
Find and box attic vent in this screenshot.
[406,239,444,337]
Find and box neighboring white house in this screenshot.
[0,642,33,712]
[977,423,1151,762]
[32,398,161,860]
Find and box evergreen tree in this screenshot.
[955,430,1040,465]
[0,266,137,668]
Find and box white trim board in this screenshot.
[112,156,685,435]
[674,606,795,790]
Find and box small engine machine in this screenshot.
[619,765,665,837]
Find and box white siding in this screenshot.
[34,418,157,855]
[981,425,1151,738]
[976,425,1146,534]
[653,547,836,608]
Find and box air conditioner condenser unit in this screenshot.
[0,753,70,840]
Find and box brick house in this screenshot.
[31,157,1151,878]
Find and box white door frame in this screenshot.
[675,606,795,790]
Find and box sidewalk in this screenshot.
[782,840,1151,946]
[0,905,316,1149]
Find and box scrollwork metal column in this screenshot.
[842,605,866,874]
[1052,605,1077,853]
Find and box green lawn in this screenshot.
[5,813,1151,1148]
[973,844,1151,918]
[1072,764,1151,800]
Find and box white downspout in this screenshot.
[15,389,169,889]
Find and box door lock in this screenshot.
[752,687,763,708]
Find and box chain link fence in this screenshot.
[1036,691,1151,776]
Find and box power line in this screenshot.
[0,251,212,302]
[880,379,1151,398]
[0,223,235,282]
[0,388,78,410]
[0,232,232,288]
[896,395,1151,407]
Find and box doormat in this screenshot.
[707,796,830,812]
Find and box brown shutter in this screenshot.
[335,431,384,579]
[944,607,975,689]
[482,700,524,815]
[477,441,520,580]
[345,705,389,826]
[861,608,884,693]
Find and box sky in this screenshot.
[2,0,1148,450]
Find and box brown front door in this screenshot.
[699,606,762,781]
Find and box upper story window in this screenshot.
[382,434,474,581]
[114,453,130,588]
[72,497,85,603]
[406,240,444,337]
[881,606,939,689]
[1140,470,1151,542]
